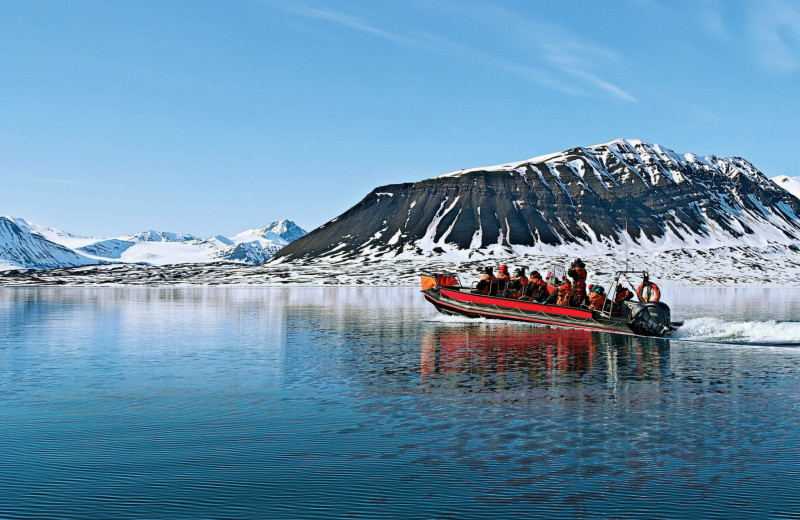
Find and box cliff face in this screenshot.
[274,139,800,262]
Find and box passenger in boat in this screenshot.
[568,258,588,307]
[556,278,573,306]
[497,265,511,281]
[587,284,606,311]
[474,267,496,295]
[507,268,528,298]
[526,271,549,301]
[612,284,634,313]
[496,264,511,294]
[542,273,565,304]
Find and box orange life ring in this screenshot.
[637,282,660,302]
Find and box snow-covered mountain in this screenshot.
[231,220,305,247]
[259,220,308,242]
[0,217,102,270]
[274,139,800,263]
[773,175,800,200]
[121,230,198,242]
[0,218,306,270]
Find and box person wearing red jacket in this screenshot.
[567,258,588,306]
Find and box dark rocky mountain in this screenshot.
[274,139,800,262]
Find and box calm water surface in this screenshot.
[1,287,800,519]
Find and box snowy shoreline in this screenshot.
[2,243,799,287]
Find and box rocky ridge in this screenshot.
[274,138,800,263]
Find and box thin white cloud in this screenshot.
[31,178,76,184]
[559,67,638,103]
[277,2,636,102]
[284,6,418,46]
[627,0,666,10]
[408,30,589,96]
[441,2,636,102]
[671,100,718,122]
[749,0,800,72]
[700,5,730,41]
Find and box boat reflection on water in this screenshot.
[420,323,669,389]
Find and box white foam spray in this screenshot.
[673,317,800,345]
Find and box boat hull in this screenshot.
[423,286,662,337]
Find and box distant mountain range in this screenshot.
[3,139,799,286]
[0,218,306,270]
[274,139,800,263]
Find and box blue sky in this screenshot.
[1,0,799,237]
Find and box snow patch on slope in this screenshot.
[773,175,800,200]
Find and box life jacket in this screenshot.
[478,274,496,295]
[504,276,526,298]
[588,292,606,311]
[614,288,633,305]
[524,277,547,299]
[556,281,573,306]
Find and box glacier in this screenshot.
[0,217,306,271]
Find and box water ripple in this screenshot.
[1,287,800,518]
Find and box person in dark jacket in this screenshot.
[474,267,496,294]
[493,264,510,295]
[541,277,560,305]
[526,271,549,301]
[507,268,528,298]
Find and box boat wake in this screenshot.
[429,315,516,325]
[673,317,800,346]
[427,315,548,328]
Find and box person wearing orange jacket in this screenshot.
[612,284,634,313]
[496,264,511,294]
[497,265,511,281]
[526,271,549,301]
[567,258,588,306]
[556,278,573,306]
[474,267,496,295]
[587,284,606,311]
[507,268,528,298]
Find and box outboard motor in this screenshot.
[627,301,674,337]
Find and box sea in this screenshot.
[1,286,800,519]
